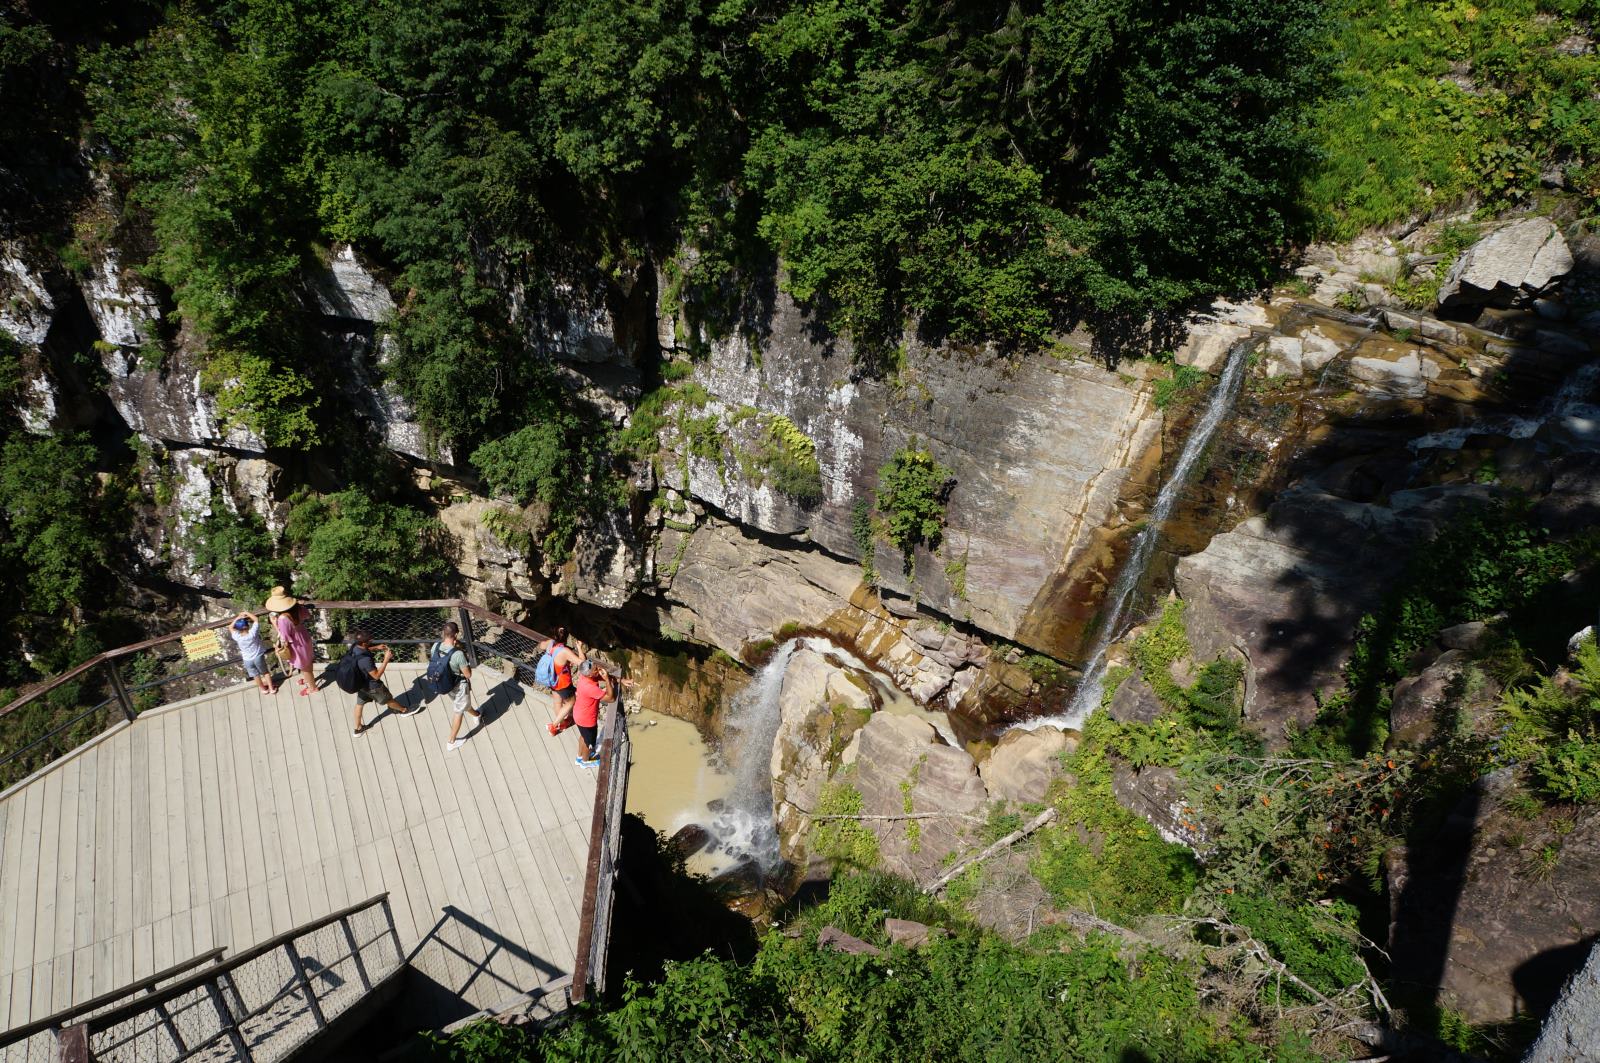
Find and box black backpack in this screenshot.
[425,643,460,697]
[331,650,366,694]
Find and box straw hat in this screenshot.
[264,586,299,613]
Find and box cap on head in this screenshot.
[233,617,250,630]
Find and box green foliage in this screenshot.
[1501,638,1600,804]
[875,446,954,566]
[1019,653,1064,688]
[1220,893,1366,1001]
[1132,598,1192,709]
[810,780,879,871]
[283,489,453,601]
[1295,502,1590,758]
[850,498,877,585]
[470,417,614,562]
[530,871,1312,1062]
[1152,365,1210,410]
[1306,0,1600,236]
[0,433,118,619]
[188,498,285,607]
[418,1018,535,1061]
[1033,714,1200,921]
[202,350,320,450]
[749,415,823,505]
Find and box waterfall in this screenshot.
[702,638,802,872]
[1017,339,1257,732]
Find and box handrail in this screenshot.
[75,893,392,1034]
[0,948,227,1047]
[571,694,630,1004]
[0,599,556,725]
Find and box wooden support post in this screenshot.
[55,1025,89,1063]
[456,607,479,668]
[103,659,137,722]
[283,941,328,1030]
[340,916,372,992]
[203,980,253,1061]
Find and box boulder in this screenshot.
[817,927,882,956]
[770,646,876,860]
[1525,941,1600,1063]
[1388,649,1475,746]
[1176,298,1270,372]
[980,727,1070,803]
[1387,780,1600,1024]
[1174,484,1500,743]
[1346,344,1439,399]
[1438,218,1574,309]
[1106,670,1164,724]
[884,918,946,949]
[851,713,986,883]
[1110,762,1201,848]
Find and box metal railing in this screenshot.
[0,600,560,792]
[0,951,227,1063]
[570,696,632,1004]
[0,598,634,1011]
[55,894,402,1063]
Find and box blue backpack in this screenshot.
[426,643,461,696]
[533,645,561,688]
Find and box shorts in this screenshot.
[356,680,394,705]
[577,723,598,750]
[450,682,472,714]
[242,654,269,678]
[554,684,576,703]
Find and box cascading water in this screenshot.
[1017,339,1257,732]
[699,638,802,873]
[1408,357,1600,452]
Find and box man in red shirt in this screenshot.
[571,660,611,766]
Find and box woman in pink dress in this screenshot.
[265,586,316,697]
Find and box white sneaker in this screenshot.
[446,739,465,751]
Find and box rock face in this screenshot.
[979,727,1069,803]
[1387,777,1600,1024]
[849,713,987,883]
[1525,941,1600,1063]
[770,646,876,861]
[1438,218,1574,309]
[660,285,1164,659]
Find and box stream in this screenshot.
[1016,337,1257,732]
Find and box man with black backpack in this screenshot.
[429,622,479,751]
[338,627,412,736]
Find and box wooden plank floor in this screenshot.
[0,662,598,1035]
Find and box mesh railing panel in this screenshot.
[77,897,400,1063]
[0,694,118,792]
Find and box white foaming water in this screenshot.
[630,635,957,876]
[1016,339,1256,733]
[1409,358,1600,452]
[701,638,801,873]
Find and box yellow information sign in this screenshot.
[180,629,225,661]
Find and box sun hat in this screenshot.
[264,586,299,613]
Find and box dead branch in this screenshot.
[924,807,1057,894]
[806,811,986,823]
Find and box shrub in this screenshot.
[1501,639,1600,804]
[810,781,879,870]
[751,415,823,505]
[188,498,285,606]
[284,490,454,601]
[875,445,954,566]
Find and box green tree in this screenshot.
[284,490,455,601]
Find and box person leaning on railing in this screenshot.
[266,586,316,698]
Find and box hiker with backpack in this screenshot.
[429,621,479,751]
[338,627,412,736]
[537,628,587,736]
[266,586,316,697]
